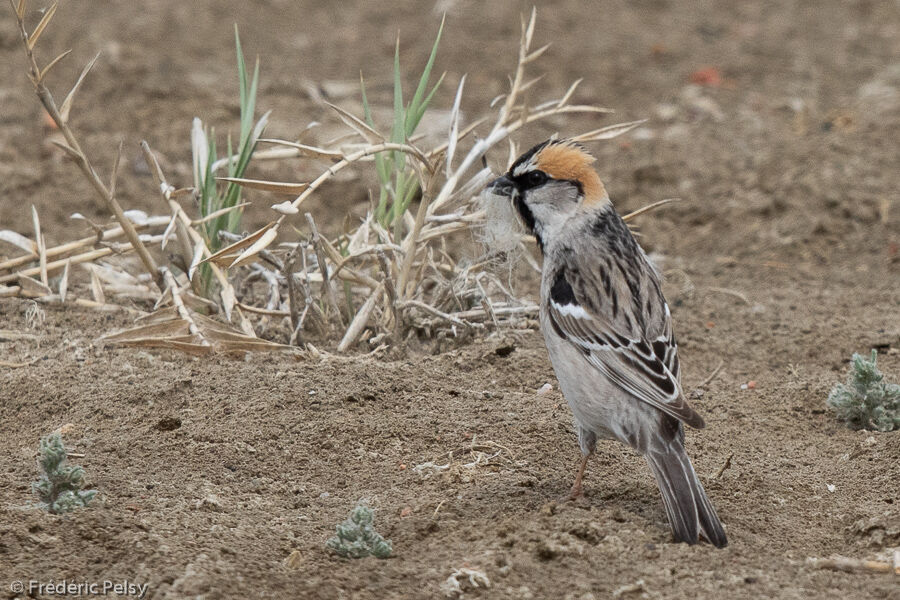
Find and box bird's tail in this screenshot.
[645,444,728,548]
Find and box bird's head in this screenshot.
[486,139,609,248]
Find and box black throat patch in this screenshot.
[513,195,544,252]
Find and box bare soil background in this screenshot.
[1,1,899,598]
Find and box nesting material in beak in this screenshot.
[478,175,526,253]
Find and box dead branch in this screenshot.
[10,5,163,289]
[305,213,343,327]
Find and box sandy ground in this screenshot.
[1,1,899,599]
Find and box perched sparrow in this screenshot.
[486,139,727,547]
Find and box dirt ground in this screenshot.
[2,1,899,598]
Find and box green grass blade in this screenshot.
[361,73,391,186]
[226,134,235,177]
[244,58,260,143]
[234,25,259,145]
[405,16,443,135]
[235,25,248,133]
[375,188,389,223]
[411,71,446,132]
[360,72,375,126]
[392,36,404,144]
[391,36,406,171]
[203,135,218,244]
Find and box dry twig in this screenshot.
[10,3,162,289]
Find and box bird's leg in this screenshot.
[564,453,591,501]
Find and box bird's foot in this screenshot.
[559,453,591,503]
[560,482,587,504]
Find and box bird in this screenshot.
[485,138,728,548]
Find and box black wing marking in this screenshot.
[548,264,703,429]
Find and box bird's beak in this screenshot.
[486,175,515,198]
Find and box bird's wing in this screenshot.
[546,259,703,429]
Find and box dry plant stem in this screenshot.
[162,268,209,347]
[696,359,725,389]
[337,283,383,352]
[219,141,441,270]
[36,295,147,316]
[236,302,288,317]
[270,141,436,221]
[317,238,380,289]
[449,304,538,321]
[31,206,47,285]
[140,141,248,330]
[0,216,171,273]
[11,8,163,290]
[1,246,116,285]
[141,142,197,268]
[305,213,343,327]
[706,286,750,305]
[621,198,684,222]
[397,167,440,298]
[376,250,401,337]
[0,356,44,368]
[806,556,899,575]
[714,452,734,479]
[398,300,473,329]
[475,276,499,329]
[296,244,327,338]
[283,244,302,333]
[218,231,284,271]
[15,275,50,297]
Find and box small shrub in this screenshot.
[32,433,97,514]
[827,350,900,432]
[326,503,392,559]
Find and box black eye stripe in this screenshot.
[509,171,583,196]
[511,170,549,190]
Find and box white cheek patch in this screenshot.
[551,301,590,319]
[478,187,526,253]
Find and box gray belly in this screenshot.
[540,311,659,452]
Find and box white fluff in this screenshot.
[477,186,526,253]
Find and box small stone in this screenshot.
[196,494,223,511]
[284,549,304,570]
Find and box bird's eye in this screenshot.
[525,171,548,187]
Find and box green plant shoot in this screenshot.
[191,26,269,294]
[361,20,444,239]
